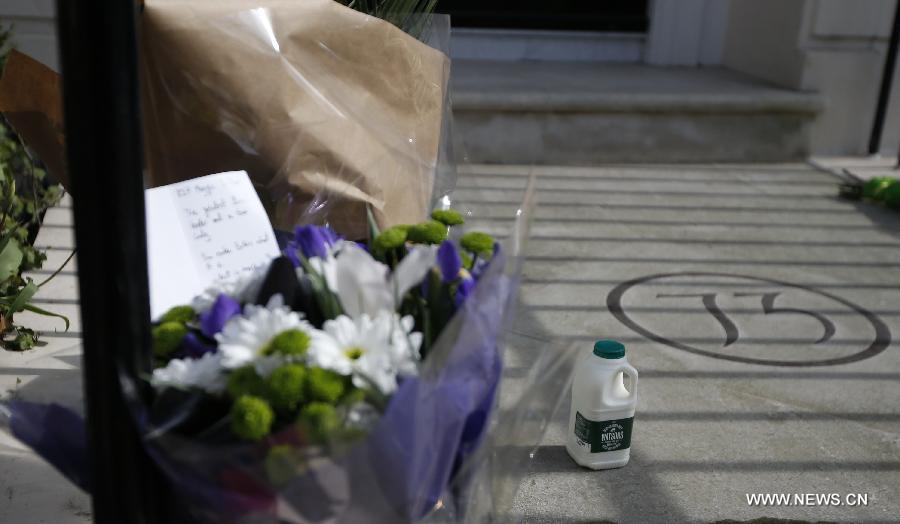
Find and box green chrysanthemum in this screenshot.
[262,329,311,357]
[152,322,187,358]
[159,305,195,324]
[227,366,268,399]
[230,395,274,441]
[430,209,465,226]
[306,367,346,404]
[459,251,473,269]
[266,364,308,413]
[340,387,367,406]
[373,226,408,252]
[459,231,495,256]
[407,220,448,245]
[298,402,340,443]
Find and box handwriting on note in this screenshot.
[145,171,281,319]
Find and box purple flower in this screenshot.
[180,332,216,359]
[455,277,476,307]
[293,225,341,260]
[200,294,241,338]
[284,243,302,268]
[437,241,461,283]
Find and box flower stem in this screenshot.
[36,249,76,288]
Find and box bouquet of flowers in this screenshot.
[839,175,900,210]
[150,211,493,444]
[140,211,512,522]
[4,199,534,522]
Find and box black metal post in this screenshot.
[868,0,900,155]
[56,1,163,523]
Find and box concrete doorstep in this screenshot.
[452,62,822,165]
[3,164,900,523]
[457,162,900,523]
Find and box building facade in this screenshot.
[3,0,899,157]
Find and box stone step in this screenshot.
[451,60,823,164]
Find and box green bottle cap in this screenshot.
[593,340,626,359]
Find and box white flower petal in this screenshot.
[308,255,338,292]
[214,299,311,371]
[151,352,226,394]
[390,245,437,301]
[333,244,392,319]
[305,311,422,396]
[191,263,270,313]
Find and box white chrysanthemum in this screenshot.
[151,352,226,394]
[191,263,269,313]
[309,311,422,395]
[215,295,312,376]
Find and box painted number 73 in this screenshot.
[656,292,836,347]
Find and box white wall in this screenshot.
[722,0,900,155]
[722,0,809,88]
[801,0,898,154]
[646,0,730,66]
[0,0,58,71]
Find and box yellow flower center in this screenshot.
[344,346,365,360]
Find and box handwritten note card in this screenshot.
[145,171,280,319]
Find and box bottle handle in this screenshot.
[611,364,638,404]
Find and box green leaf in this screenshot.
[2,326,38,351]
[22,303,70,331]
[425,270,453,349]
[7,279,37,314]
[0,236,22,283]
[12,329,36,350]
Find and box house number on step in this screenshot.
[606,272,891,367]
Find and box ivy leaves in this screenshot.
[0,30,70,350]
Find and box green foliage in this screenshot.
[298,402,340,443]
[862,177,896,200]
[306,367,346,404]
[160,305,195,324]
[266,364,308,413]
[0,236,22,283]
[262,329,311,357]
[856,176,900,211]
[226,366,268,399]
[430,209,464,226]
[152,322,187,358]
[337,0,438,40]
[230,395,275,441]
[407,220,447,245]
[884,182,900,209]
[0,25,68,350]
[459,231,495,256]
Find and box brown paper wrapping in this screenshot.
[0,51,67,188]
[141,0,450,239]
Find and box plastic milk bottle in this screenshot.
[566,340,638,470]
